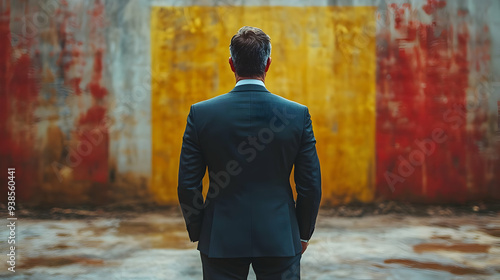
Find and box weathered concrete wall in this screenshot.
[1,0,152,207]
[0,0,498,207]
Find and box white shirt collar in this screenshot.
[235,79,266,88]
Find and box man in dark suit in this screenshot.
[178,26,321,280]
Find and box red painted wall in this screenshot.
[1,3,39,201]
[376,1,500,203]
[1,0,114,206]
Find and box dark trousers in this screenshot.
[200,252,301,280]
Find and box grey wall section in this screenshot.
[105,0,152,177]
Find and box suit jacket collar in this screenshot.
[229,84,270,93]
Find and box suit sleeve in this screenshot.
[294,107,322,241]
[178,105,206,242]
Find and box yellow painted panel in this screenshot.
[151,6,376,205]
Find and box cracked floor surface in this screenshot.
[1,210,499,279]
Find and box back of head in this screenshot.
[229,26,271,77]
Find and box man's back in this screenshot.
[177,26,321,279]
[178,83,321,258]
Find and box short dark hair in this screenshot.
[229,26,271,77]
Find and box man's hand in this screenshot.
[301,241,308,254]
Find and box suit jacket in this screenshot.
[177,84,321,258]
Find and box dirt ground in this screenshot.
[0,205,499,279]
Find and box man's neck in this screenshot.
[235,75,265,84]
